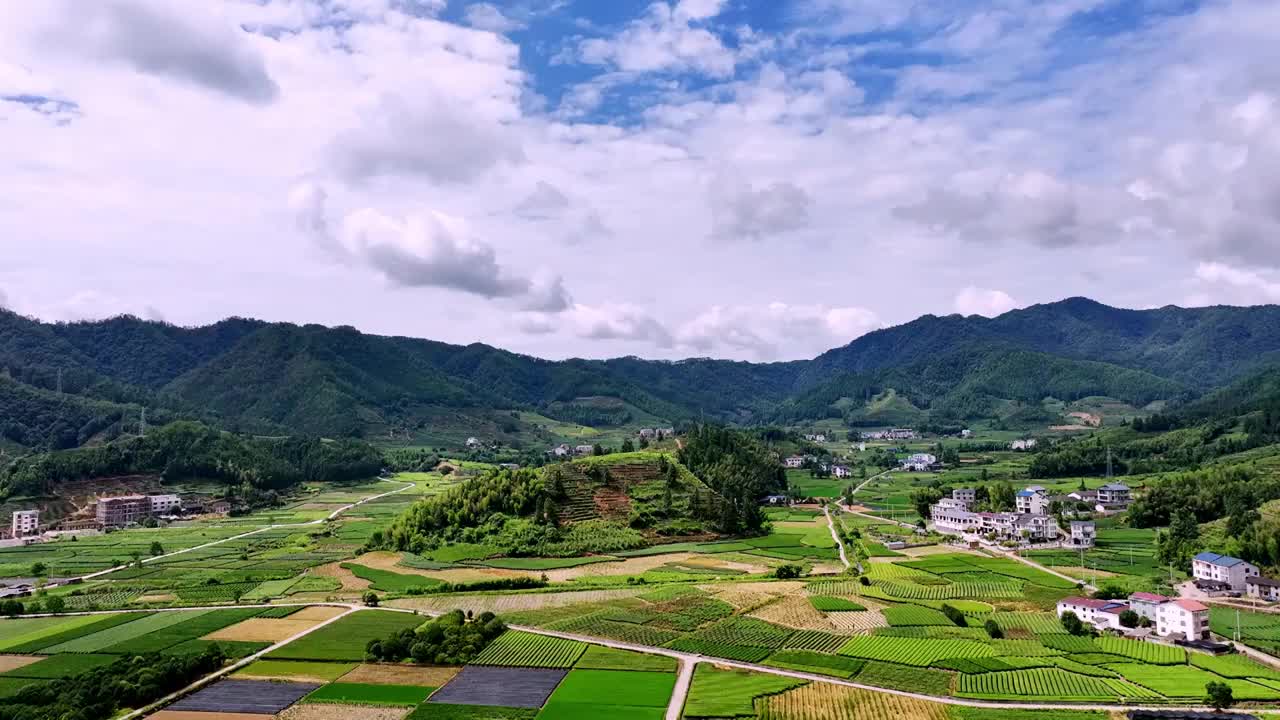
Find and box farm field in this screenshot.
[682,666,807,718]
[266,611,421,661]
[538,669,674,720]
[303,682,436,706]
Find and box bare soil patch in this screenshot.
[311,562,370,592]
[203,609,342,643]
[355,552,530,583]
[290,606,348,622]
[137,593,178,603]
[147,712,265,720]
[0,655,42,673]
[542,552,695,582]
[277,705,410,720]
[338,664,461,686]
[749,595,837,631]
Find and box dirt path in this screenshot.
[996,548,1096,592]
[824,506,854,572]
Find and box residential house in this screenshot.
[574,445,595,456]
[1247,577,1280,602]
[465,437,481,449]
[764,495,790,506]
[1067,521,1096,548]
[886,428,917,440]
[979,512,1017,538]
[1156,598,1210,640]
[1016,486,1049,515]
[1068,489,1099,505]
[1010,438,1038,451]
[1193,552,1260,591]
[901,453,937,472]
[1014,513,1059,542]
[96,495,152,527]
[931,500,982,535]
[804,433,828,443]
[10,510,38,537]
[1096,483,1131,511]
[148,494,181,515]
[1128,592,1169,622]
[638,429,655,438]
[784,455,805,469]
[1056,597,1129,631]
[548,444,571,458]
[960,429,973,438]
[952,488,977,504]
[832,465,852,478]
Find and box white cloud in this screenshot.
[954,287,1019,317]
[709,176,812,241]
[8,1,279,104]
[1192,262,1280,304]
[0,288,8,310]
[578,0,735,77]
[514,181,571,219]
[464,3,525,33]
[676,303,883,360]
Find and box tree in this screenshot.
[1118,609,1140,629]
[45,595,66,614]
[149,541,164,556]
[1157,507,1201,567]
[362,591,380,607]
[1060,610,1085,636]
[639,437,649,449]
[30,561,47,576]
[621,439,635,453]
[775,564,802,579]
[1094,584,1127,600]
[439,465,453,476]
[983,619,1003,638]
[910,486,946,521]
[592,444,604,456]
[989,482,1016,511]
[940,604,967,627]
[2,599,26,617]
[1205,680,1235,711]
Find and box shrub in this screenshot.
[363,591,380,607]
[1119,609,1139,629]
[1061,611,1085,636]
[941,604,968,627]
[366,609,505,665]
[775,564,803,580]
[984,619,1003,639]
[859,575,870,586]
[1206,680,1235,711]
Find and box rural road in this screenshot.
[56,477,416,588]
[12,603,1231,715]
[1001,547,1096,592]
[824,505,853,571]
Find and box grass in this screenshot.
[341,563,444,592]
[0,653,117,678]
[471,630,586,669]
[268,611,423,661]
[236,660,360,681]
[543,669,674,707]
[574,645,676,672]
[682,665,808,718]
[42,610,212,653]
[304,682,436,706]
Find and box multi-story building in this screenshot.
[1193,552,1260,591]
[1097,483,1131,509]
[1247,577,1280,602]
[1010,438,1037,451]
[1156,598,1210,640]
[1014,513,1059,542]
[784,455,804,469]
[148,494,181,515]
[931,499,981,535]
[574,445,595,456]
[10,510,39,537]
[96,495,152,527]
[1056,597,1129,631]
[952,488,977,504]
[1128,592,1168,622]
[1016,486,1048,515]
[832,465,852,478]
[1067,521,1096,548]
[901,453,937,472]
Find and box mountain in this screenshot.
[2,298,1280,447]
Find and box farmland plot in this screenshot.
[682,666,807,718]
[0,614,141,653]
[758,681,950,720]
[303,682,436,706]
[279,704,414,720]
[428,666,568,709]
[43,610,212,653]
[837,637,994,666]
[268,611,420,662]
[955,668,1158,701]
[168,679,324,714]
[472,631,585,669]
[1093,637,1184,665]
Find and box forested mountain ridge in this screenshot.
[2,298,1280,447]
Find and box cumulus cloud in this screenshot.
[676,303,883,360]
[519,303,673,346]
[1192,262,1280,304]
[514,181,571,219]
[18,0,279,104]
[464,3,525,33]
[954,287,1019,317]
[709,176,812,242]
[330,91,524,184]
[578,0,735,77]
[291,185,571,311]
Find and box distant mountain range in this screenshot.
[3,297,1280,450]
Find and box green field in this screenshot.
[0,653,118,678]
[574,645,676,672]
[472,631,586,668]
[267,610,422,661]
[538,669,674,720]
[341,563,444,592]
[0,613,144,653]
[682,666,807,718]
[235,660,359,680]
[304,682,435,706]
[42,610,213,653]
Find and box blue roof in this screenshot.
[1017,490,1035,497]
[1195,552,1247,567]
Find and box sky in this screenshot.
[1,0,1279,363]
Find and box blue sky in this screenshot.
[1,0,1278,361]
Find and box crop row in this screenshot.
[955,668,1159,701]
[837,636,994,666]
[471,630,586,669]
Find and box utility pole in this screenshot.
[1236,608,1242,643]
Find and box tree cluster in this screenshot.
[365,609,506,665]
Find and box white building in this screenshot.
[1010,438,1038,451]
[1097,483,1131,508]
[1128,592,1168,622]
[901,453,937,471]
[1015,513,1059,542]
[952,488,977,504]
[10,510,38,537]
[548,444,570,457]
[1016,486,1049,515]
[638,428,655,438]
[1156,598,1210,640]
[148,494,181,515]
[1247,577,1280,602]
[1056,597,1129,631]
[465,437,481,449]
[832,465,852,478]
[784,455,805,469]
[1067,521,1095,549]
[1193,552,1260,591]
[931,500,981,535]
[804,433,827,443]
[886,428,917,440]
[574,445,595,456]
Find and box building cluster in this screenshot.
[1056,593,1210,640]
[1191,552,1280,601]
[1010,438,1038,451]
[95,493,183,527]
[782,454,852,479]
[803,433,827,443]
[546,443,599,458]
[929,483,1127,546]
[637,428,675,439]
[901,453,939,472]
[861,428,917,441]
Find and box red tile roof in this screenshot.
[1173,599,1209,612]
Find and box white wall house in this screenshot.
[1156,599,1210,640]
[832,465,852,478]
[1128,592,1168,622]
[1016,486,1049,515]
[1015,513,1059,542]
[901,453,937,471]
[953,488,977,504]
[574,445,595,455]
[548,444,570,457]
[931,500,981,535]
[465,437,481,449]
[148,494,181,515]
[1247,577,1280,602]
[1193,552,1260,591]
[1097,483,1131,508]
[1056,597,1129,631]
[1067,521,1096,548]
[1010,438,1037,451]
[784,455,804,469]
[10,510,38,537]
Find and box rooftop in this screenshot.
[1248,576,1280,588]
[1130,592,1169,603]
[1060,596,1115,610]
[1100,483,1130,491]
[1173,598,1209,612]
[1194,551,1250,568]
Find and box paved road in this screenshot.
[666,658,695,720]
[57,477,415,588]
[9,603,1229,714]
